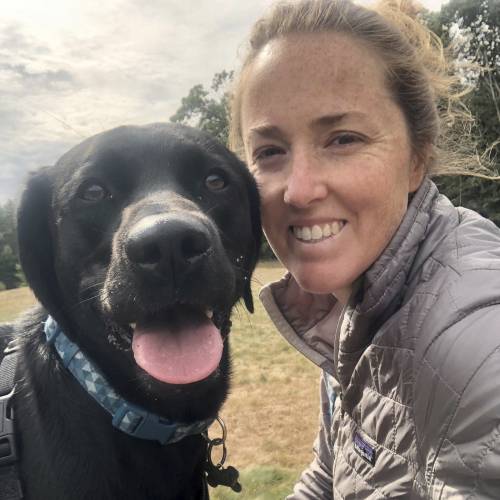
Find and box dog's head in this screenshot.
[18,123,261,420]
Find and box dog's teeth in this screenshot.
[205,310,214,319]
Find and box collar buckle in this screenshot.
[113,402,214,445]
[113,402,176,444]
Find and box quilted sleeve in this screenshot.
[287,372,334,500]
[416,305,500,499]
[431,347,500,498]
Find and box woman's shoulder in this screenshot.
[407,206,500,413]
[425,192,500,269]
[410,194,500,312]
[411,213,500,371]
[405,200,500,395]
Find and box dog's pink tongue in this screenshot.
[132,321,223,385]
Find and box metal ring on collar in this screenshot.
[204,417,227,469]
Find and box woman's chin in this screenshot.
[289,264,353,299]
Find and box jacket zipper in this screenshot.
[333,301,349,418]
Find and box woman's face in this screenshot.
[240,33,424,302]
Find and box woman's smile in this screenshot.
[290,220,346,243]
[286,219,349,266]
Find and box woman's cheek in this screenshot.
[253,170,281,205]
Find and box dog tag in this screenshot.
[205,463,242,493]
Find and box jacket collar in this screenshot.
[260,178,441,380]
[359,178,437,317]
[44,315,214,445]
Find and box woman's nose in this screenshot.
[283,153,327,208]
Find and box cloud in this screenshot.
[0,63,74,87]
[0,0,448,207]
[0,1,277,203]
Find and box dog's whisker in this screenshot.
[234,303,253,325]
[79,281,106,294]
[70,293,102,309]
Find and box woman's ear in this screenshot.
[409,148,428,193]
[17,167,63,316]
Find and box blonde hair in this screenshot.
[229,0,496,178]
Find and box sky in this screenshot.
[0,0,448,202]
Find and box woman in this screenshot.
[229,0,500,498]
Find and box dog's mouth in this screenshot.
[125,305,223,385]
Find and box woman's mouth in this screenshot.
[290,220,346,242]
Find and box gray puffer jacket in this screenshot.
[260,178,500,499]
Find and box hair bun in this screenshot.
[375,0,424,20]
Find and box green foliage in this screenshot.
[0,246,21,290]
[0,200,18,256]
[170,70,233,145]
[0,200,22,289]
[438,0,500,155]
[430,0,500,226]
[435,176,500,226]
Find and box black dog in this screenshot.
[4,124,260,499]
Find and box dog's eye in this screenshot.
[79,183,109,202]
[205,173,227,191]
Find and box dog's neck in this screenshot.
[44,315,214,445]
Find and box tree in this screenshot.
[170,70,233,145]
[430,0,500,226]
[0,200,18,257]
[0,246,20,290]
[439,0,499,153]
[0,201,22,289]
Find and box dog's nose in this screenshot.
[125,216,211,274]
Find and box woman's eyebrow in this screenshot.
[246,111,369,145]
[310,112,367,131]
[247,125,284,141]
[249,112,367,137]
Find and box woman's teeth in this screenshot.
[292,221,345,242]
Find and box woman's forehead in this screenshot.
[240,32,398,135]
[249,32,387,81]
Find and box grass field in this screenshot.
[0,262,320,498]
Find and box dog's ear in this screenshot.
[17,167,63,315]
[242,168,262,315]
[243,282,254,313]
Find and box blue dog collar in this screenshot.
[44,316,214,445]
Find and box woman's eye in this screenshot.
[254,146,285,162]
[205,173,227,191]
[329,134,362,147]
[79,182,109,202]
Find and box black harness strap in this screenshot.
[0,347,17,394]
[0,335,23,500]
[0,324,14,354]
